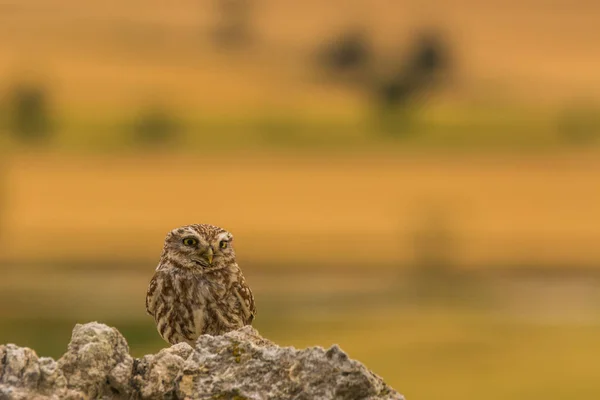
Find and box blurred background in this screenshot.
[1,0,600,399]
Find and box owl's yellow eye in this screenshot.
[219,240,228,249]
[183,237,198,246]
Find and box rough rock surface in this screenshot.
[0,322,403,400]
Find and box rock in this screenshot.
[0,322,403,400]
[58,322,133,399]
[0,344,77,400]
[131,343,193,398]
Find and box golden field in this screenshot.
[2,150,600,269]
[1,150,599,400]
[1,0,600,116]
[1,1,600,399]
[0,149,598,399]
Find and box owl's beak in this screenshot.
[204,247,214,265]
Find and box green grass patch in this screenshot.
[5,102,600,154]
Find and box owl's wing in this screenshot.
[145,272,161,317]
[233,278,256,325]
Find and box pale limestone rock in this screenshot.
[0,322,403,400]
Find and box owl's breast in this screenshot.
[154,269,248,340]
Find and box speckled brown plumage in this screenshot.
[145,224,256,345]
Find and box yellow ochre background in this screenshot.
[1,1,600,399]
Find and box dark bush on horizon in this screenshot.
[132,105,180,146]
[7,82,53,143]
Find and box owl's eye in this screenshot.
[183,237,198,246]
[219,240,228,249]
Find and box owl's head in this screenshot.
[160,224,235,271]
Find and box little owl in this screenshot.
[146,224,256,345]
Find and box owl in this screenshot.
[145,224,256,345]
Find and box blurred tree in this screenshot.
[409,208,468,302]
[376,30,450,121]
[316,28,451,136]
[133,105,180,146]
[7,82,53,142]
[317,29,371,75]
[211,0,254,49]
[405,31,449,80]
[412,211,455,276]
